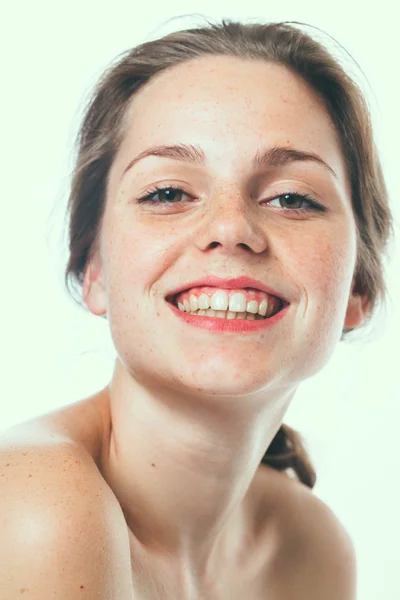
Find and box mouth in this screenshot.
[164,275,290,305]
[165,292,286,307]
[165,291,288,322]
[166,293,181,307]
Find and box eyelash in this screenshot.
[136,184,327,215]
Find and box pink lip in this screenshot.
[165,275,289,304]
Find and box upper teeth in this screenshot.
[176,289,278,317]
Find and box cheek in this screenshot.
[101,222,182,372]
[288,219,356,306]
[104,224,174,311]
[308,241,350,299]
[287,223,357,376]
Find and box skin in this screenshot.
[82,55,369,596]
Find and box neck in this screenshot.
[100,358,295,593]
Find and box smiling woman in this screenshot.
[0,16,394,600]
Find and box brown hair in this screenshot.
[63,17,394,490]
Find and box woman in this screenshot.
[0,18,393,599]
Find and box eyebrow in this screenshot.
[121,143,338,180]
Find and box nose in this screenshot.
[193,188,269,256]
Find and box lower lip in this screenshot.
[166,301,290,333]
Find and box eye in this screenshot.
[137,185,191,205]
[266,192,326,214]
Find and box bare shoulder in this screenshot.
[0,388,117,528]
[0,387,108,460]
[0,432,133,599]
[0,428,107,505]
[264,468,357,599]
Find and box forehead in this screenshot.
[112,55,347,184]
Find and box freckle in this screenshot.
[151,463,156,467]
[29,474,32,477]
[5,464,10,467]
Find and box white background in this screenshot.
[0,1,399,598]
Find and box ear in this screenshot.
[343,275,370,330]
[82,251,107,317]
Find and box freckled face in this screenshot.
[85,56,360,397]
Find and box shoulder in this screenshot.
[0,432,119,540]
[0,436,133,598]
[0,389,118,536]
[0,389,108,458]
[270,475,357,599]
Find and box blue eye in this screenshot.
[136,185,326,215]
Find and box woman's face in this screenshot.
[84,56,368,397]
